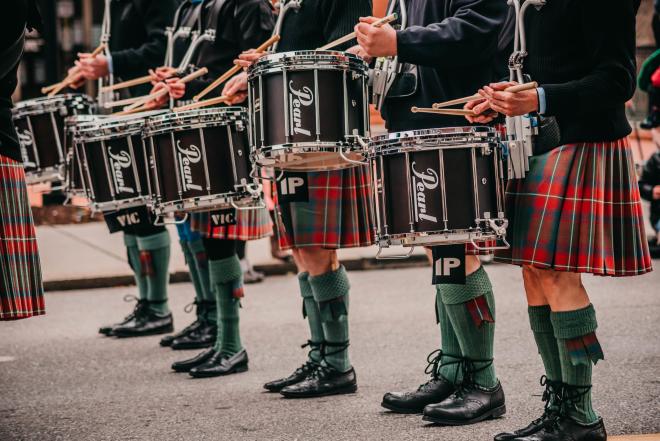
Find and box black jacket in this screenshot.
[171,0,204,68]
[109,0,178,93]
[381,0,508,132]
[639,151,660,229]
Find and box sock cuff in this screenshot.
[123,233,137,248]
[528,305,553,333]
[298,272,314,299]
[309,265,350,303]
[209,255,242,285]
[438,266,492,305]
[551,304,598,339]
[137,231,171,251]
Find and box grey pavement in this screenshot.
[1,264,659,441]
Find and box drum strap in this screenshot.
[0,28,25,80]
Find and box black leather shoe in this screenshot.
[171,348,216,373]
[264,360,320,392]
[171,323,216,350]
[280,365,357,398]
[160,319,203,347]
[189,349,249,378]
[112,309,174,338]
[423,381,506,426]
[99,297,147,336]
[515,416,607,441]
[382,376,456,414]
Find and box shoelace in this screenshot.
[449,357,494,399]
[416,349,463,392]
[122,294,147,319]
[321,340,350,358]
[542,382,592,433]
[527,376,563,427]
[308,364,334,380]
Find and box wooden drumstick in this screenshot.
[432,81,538,109]
[103,96,145,109]
[317,13,398,51]
[411,107,476,116]
[122,67,209,112]
[101,75,154,93]
[192,35,281,102]
[44,44,106,96]
[173,95,230,112]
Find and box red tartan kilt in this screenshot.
[190,207,273,241]
[0,155,44,320]
[275,166,375,250]
[495,139,652,276]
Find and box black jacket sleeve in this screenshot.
[396,0,507,69]
[111,0,177,79]
[542,0,636,117]
[321,0,371,50]
[639,152,660,202]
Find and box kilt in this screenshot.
[275,166,375,250]
[190,206,272,241]
[495,139,652,276]
[0,155,44,320]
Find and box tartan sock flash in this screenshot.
[188,238,215,322]
[209,256,244,356]
[435,287,463,384]
[299,272,324,364]
[123,233,148,302]
[137,231,171,315]
[309,265,351,373]
[439,266,498,388]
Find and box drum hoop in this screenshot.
[74,111,167,142]
[142,107,247,137]
[12,94,95,117]
[248,50,368,79]
[369,126,498,155]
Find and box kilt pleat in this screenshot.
[0,155,44,320]
[276,166,375,250]
[495,139,652,276]
[190,206,272,241]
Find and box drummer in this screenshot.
[222,0,374,398]
[71,0,178,338]
[354,0,510,425]
[143,0,275,378]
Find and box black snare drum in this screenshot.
[64,115,96,198]
[369,127,508,252]
[74,112,162,212]
[142,107,261,216]
[12,94,95,184]
[248,50,370,171]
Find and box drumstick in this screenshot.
[103,96,145,109]
[44,44,106,95]
[411,107,476,116]
[192,35,281,102]
[317,13,398,51]
[122,67,209,112]
[100,75,154,93]
[112,106,150,117]
[432,81,538,109]
[173,95,230,112]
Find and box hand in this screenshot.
[75,53,109,80]
[145,82,170,109]
[346,45,373,63]
[479,81,539,117]
[355,16,397,58]
[149,66,177,85]
[464,98,499,124]
[165,78,186,100]
[235,49,267,70]
[224,92,248,105]
[66,66,85,89]
[222,71,249,98]
[653,185,660,200]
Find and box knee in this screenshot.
[528,267,579,298]
[298,247,336,275]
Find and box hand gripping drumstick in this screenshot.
[192,34,281,102]
[431,81,538,109]
[172,95,230,112]
[317,13,398,51]
[411,107,477,116]
[122,67,209,112]
[43,44,107,96]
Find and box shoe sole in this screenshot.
[380,401,424,414]
[113,325,175,339]
[170,342,214,351]
[188,364,249,378]
[280,383,358,399]
[422,404,506,426]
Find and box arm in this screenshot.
[542,0,636,117]
[396,0,507,69]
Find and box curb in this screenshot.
[43,254,430,292]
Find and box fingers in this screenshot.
[359,16,379,24]
[488,81,517,91]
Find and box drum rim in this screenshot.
[368,126,499,155]
[73,110,168,141]
[142,106,247,136]
[248,50,368,78]
[12,94,95,116]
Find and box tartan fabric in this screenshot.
[275,166,375,250]
[0,155,44,320]
[495,139,653,276]
[564,332,605,366]
[190,207,272,241]
[231,279,244,300]
[139,250,154,277]
[466,294,495,328]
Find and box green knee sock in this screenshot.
[309,265,351,373]
[187,238,215,322]
[435,287,463,384]
[528,305,562,382]
[440,266,498,388]
[209,256,243,356]
[299,272,324,364]
[551,304,603,424]
[137,231,171,315]
[124,233,148,301]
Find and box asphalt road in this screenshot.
[1,264,659,441]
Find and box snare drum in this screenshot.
[64,115,97,198]
[248,50,370,171]
[12,94,95,184]
[369,127,508,250]
[74,111,163,212]
[142,107,260,216]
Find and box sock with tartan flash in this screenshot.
[123,233,148,301]
[299,272,324,364]
[137,231,171,315]
[528,305,563,410]
[209,256,244,356]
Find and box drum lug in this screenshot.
[376,244,416,260]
